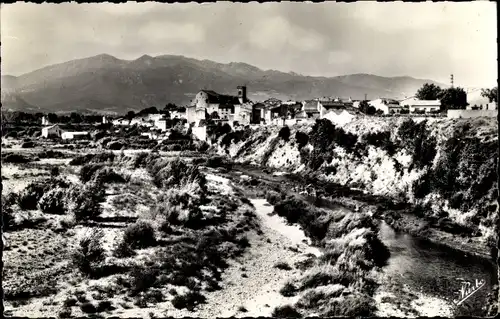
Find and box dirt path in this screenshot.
[193,197,321,318]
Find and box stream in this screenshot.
[221,164,497,316]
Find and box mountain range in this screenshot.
[1,53,447,114]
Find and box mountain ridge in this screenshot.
[1,53,447,113]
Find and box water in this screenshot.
[379,221,497,316]
[229,165,498,316]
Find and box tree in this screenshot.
[440,87,468,110]
[481,87,498,103]
[359,101,376,115]
[164,103,177,111]
[70,112,83,123]
[209,111,220,120]
[415,83,443,100]
[126,111,136,120]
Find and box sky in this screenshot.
[1,1,497,88]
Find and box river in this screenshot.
[221,165,497,317]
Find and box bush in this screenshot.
[37,150,68,159]
[279,126,291,141]
[265,190,282,205]
[272,305,302,318]
[18,178,70,210]
[66,183,103,221]
[2,153,31,163]
[69,152,115,166]
[152,158,206,190]
[113,240,136,258]
[274,261,292,271]
[92,167,127,184]
[205,155,232,169]
[2,193,17,231]
[123,221,156,249]
[79,164,105,183]
[295,131,309,148]
[72,229,105,275]
[279,282,297,297]
[38,188,67,214]
[80,302,97,314]
[130,265,159,294]
[171,291,206,311]
[21,141,35,148]
[50,167,60,177]
[107,141,124,150]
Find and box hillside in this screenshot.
[211,116,498,257]
[1,54,446,113]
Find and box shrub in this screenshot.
[272,305,302,318]
[274,261,292,271]
[2,193,18,231]
[279,282,297,297]
[96,300,114,312]
[123,221,156,249]
[18,178,70,210]
[50,167,60,177]
[265,190,282,205]
[2,153,31,164]
[107,141,124,150]
[21,141,35,148]
[295,131,309,148]
[80,302,97,314]
[38,188,67,214]
[113,240,136,258]
[279,126,291,141]
[79,164,105,183]
[152,158,206,190]
[69,152,115,166]
[66,183,103,221]
[323,294,376,317]
[93,167,127,184]
[171,291,206,311]
[72,229,106,275]
[363,131,395,155]
[130,265,159,294]
[37,150,68,159]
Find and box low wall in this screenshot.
[447,110,497,119]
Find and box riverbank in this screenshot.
[221,163,494,262]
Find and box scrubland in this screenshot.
[2,147,260,317]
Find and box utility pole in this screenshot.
[364,93,367,101]
[451,74,454,88]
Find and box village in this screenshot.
[34,84,498,143]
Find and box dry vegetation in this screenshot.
[2,147,260,317]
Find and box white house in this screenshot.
[61,131,89,140]
[41,124,62,138]
[368,98,402,114]
[406,100,441,113]
[112,118,130,126]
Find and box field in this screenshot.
[2,139,262,317]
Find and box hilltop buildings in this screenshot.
[186,86,253,126]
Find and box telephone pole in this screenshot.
[450,74,454,88]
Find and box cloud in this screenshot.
[0,2,496,87]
